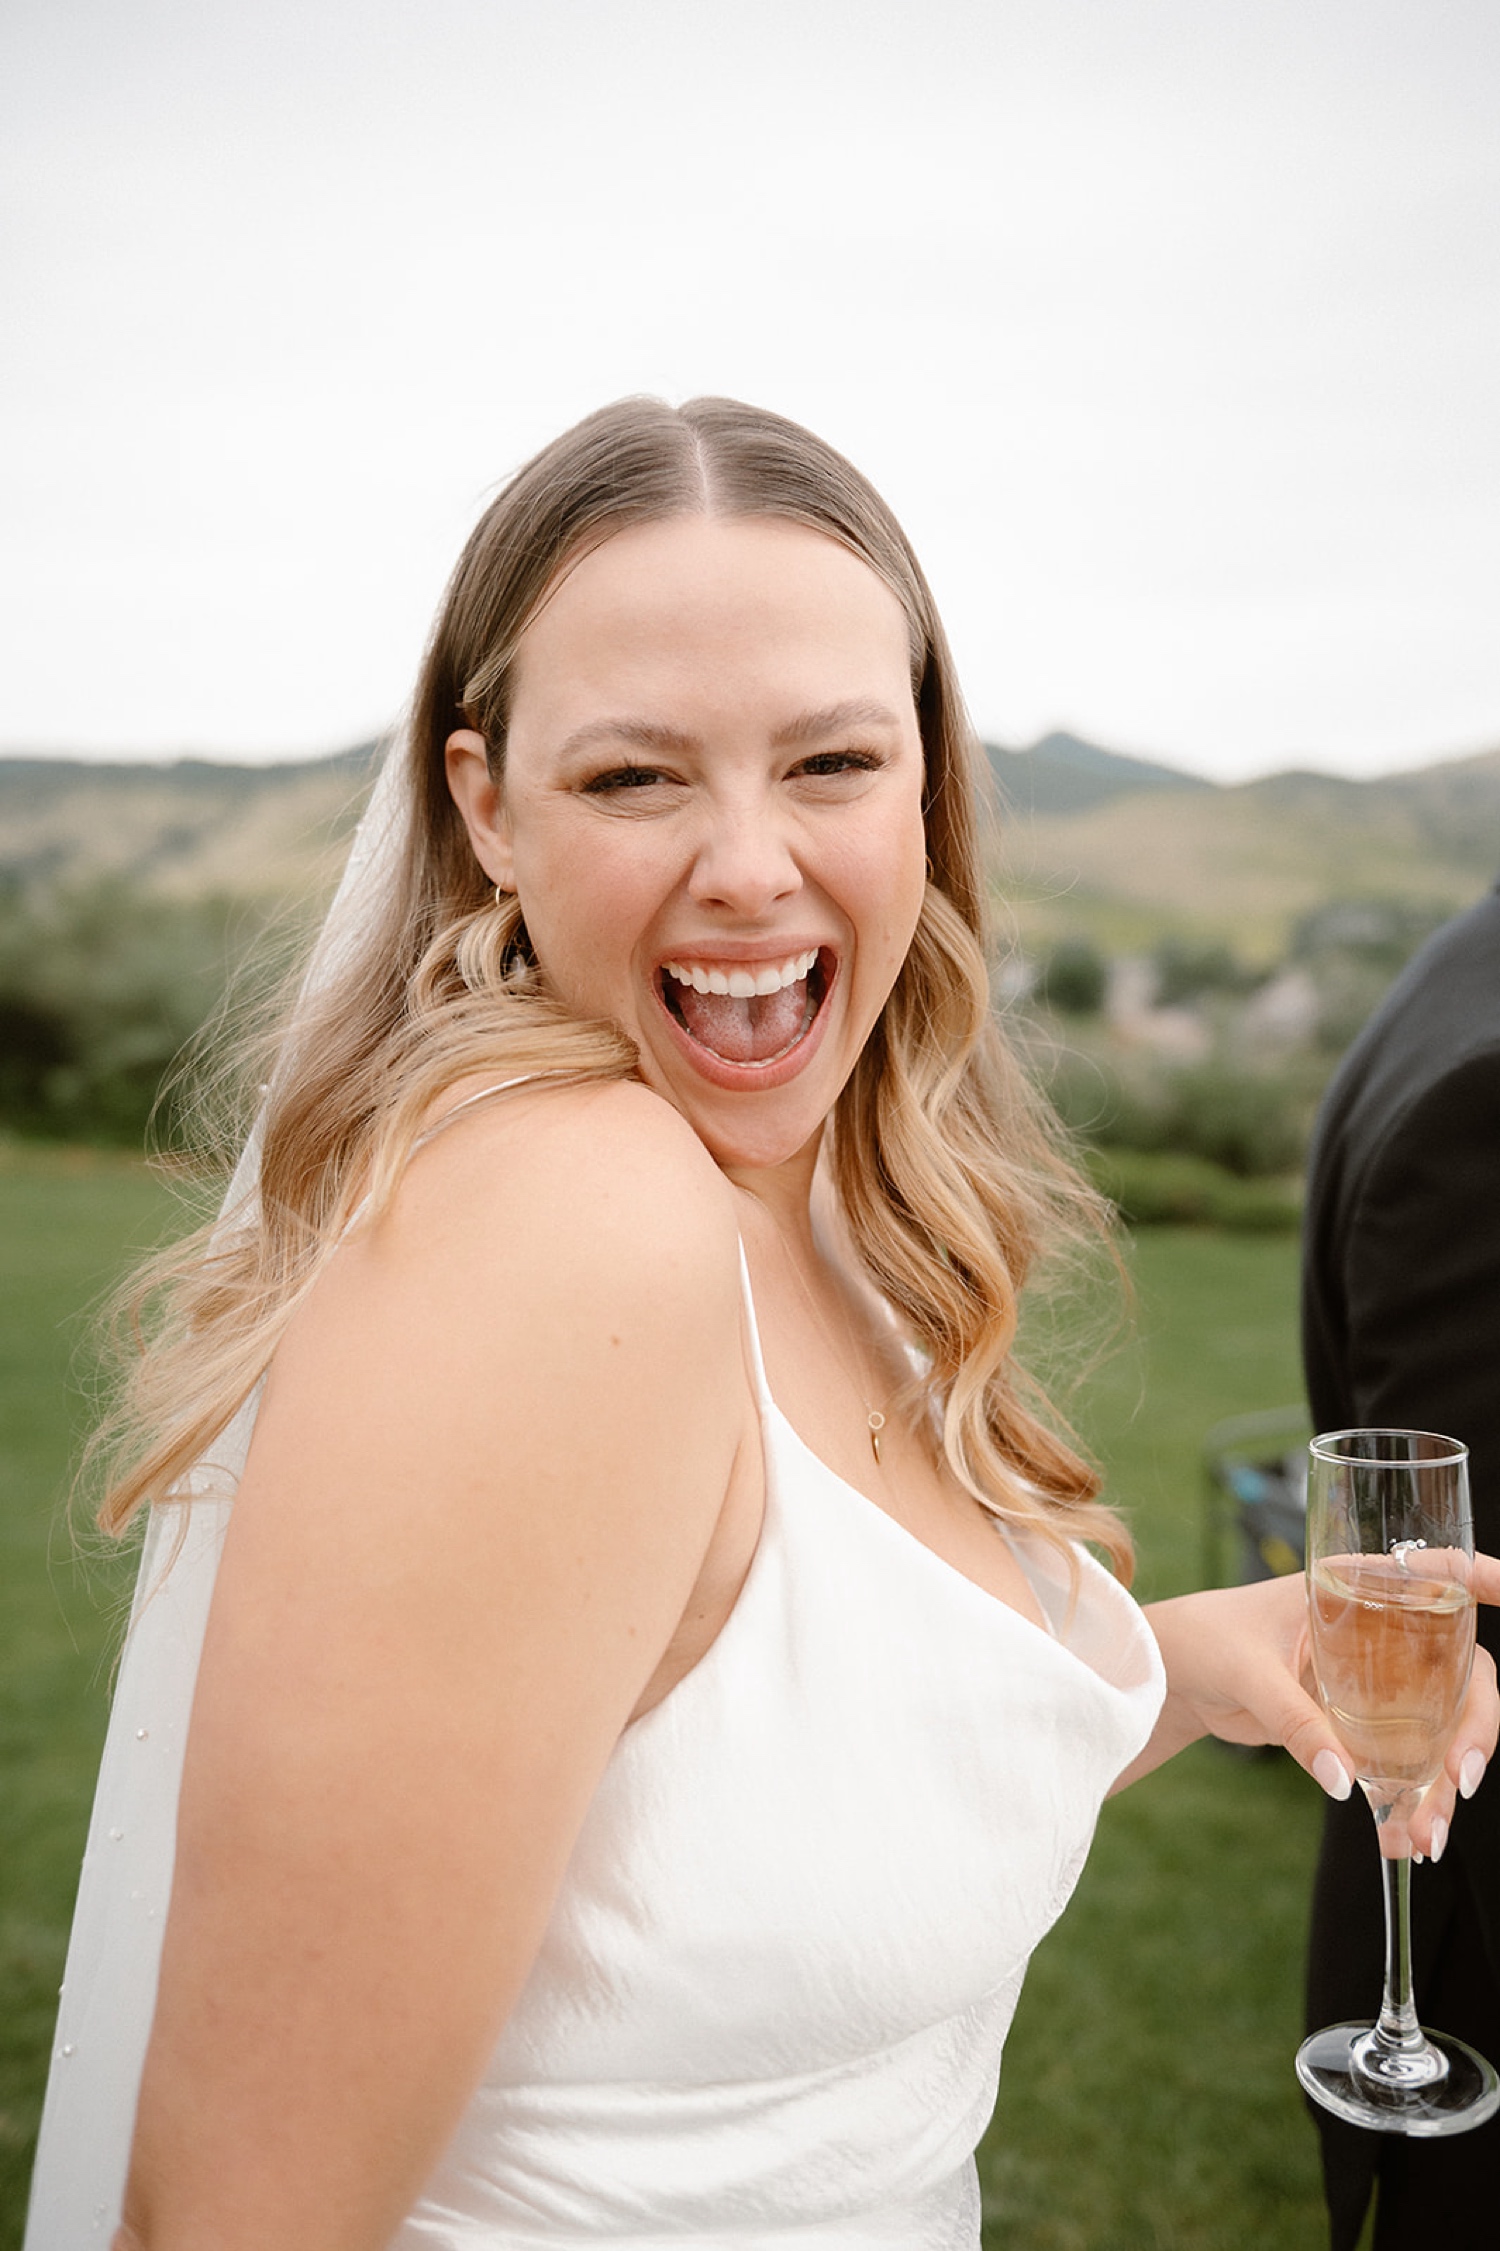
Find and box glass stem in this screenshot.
[1372,1822,1423,2054]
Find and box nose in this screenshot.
[686,796,803,917]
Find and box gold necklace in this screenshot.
[766,1222,889,1465]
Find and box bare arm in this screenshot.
[118,1083,748,2251]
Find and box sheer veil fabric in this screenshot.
[24,745,410,2249]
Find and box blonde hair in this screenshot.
[95,397,1130,1575]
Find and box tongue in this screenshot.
[674,979,809,1063]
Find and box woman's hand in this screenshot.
[1116,1560,1500,1860]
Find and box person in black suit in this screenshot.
[1301,881,1500,2247]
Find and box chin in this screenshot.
[641,1053,840,1178]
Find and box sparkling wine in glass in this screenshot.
[1297,1428,1500,2135]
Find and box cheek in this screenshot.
[879,804,932,955]
[830,804,929,1003]
[512,834,658,995]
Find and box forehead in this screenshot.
[507,515,918,739]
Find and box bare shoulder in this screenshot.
[252,1080,752,1557]
[270,1074,749,1556]
[262,1072,747,1509]
[384,1075,739,1299]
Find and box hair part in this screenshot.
[91,396,1130,1578]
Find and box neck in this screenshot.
[720,1126,824,1241]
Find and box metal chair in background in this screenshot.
[1202,1405,1311,1590]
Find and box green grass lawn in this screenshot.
[0,1166,1325,2248]
[981,1229,1324,2248]
[0,1148,172,2243]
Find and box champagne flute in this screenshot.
[1297,1427,1500,2134]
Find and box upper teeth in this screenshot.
[664,949,818,999]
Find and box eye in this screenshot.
[792,748,884,780]
[581,764,670,796]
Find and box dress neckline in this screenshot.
[734,1240,1061,1645]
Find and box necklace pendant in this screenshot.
[868,1409,886,1464]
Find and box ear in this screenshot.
[445,728,515,893]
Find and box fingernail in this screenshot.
[1460,1750,1486,1800]
[1314,1749,1353,1801]
[1431,1815,1449,1865]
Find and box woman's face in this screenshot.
[446,513,929,1178]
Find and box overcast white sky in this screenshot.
[4,0,1497,780]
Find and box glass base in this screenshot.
[1297,2021,1500,2137]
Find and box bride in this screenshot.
[27,397,1497,2250]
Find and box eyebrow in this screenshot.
[557,718,698,760]
[771,698,908,747]
[557,699,907,761]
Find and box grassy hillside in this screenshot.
[0,749,378,904]
[997,747,1500,960]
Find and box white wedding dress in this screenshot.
[385,1262,1163,2246]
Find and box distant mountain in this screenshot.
[985,731,1213,816]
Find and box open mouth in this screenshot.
[659,947,829,1067]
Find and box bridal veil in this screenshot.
[24,744,408,2248]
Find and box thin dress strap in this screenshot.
[344,1078,536,1236]
[410,1075,536,1155]
[735,1238,774,1409]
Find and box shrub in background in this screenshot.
[1085,1147,1301,1233]
[1037,935,1108,1016]
[1164,1061,1306,1178]
[1046,1048,1311,1183]
[0,880,269,1145]
[1150,934,1262,1007]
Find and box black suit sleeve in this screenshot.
[1334,1040,1500,1964]
[1338,1043,1500,1563]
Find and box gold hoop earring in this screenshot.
[455,887,532,995]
